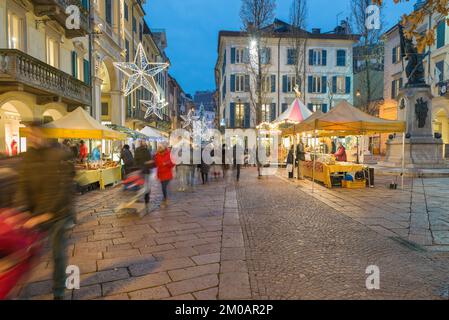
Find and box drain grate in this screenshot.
[388,236,427,252]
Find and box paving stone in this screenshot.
[80,268,130,287]
[128,286,171,300]
[73,284,102,300]
[97,254,155,271]
[193,287,218,300]
[152,247,199,261]
[166,274,219,296]
[103,248,141,259]
[168,263,220,282]
[221,248,246,261]
[129,258,196,277]
[219,273,251,300]
[191,253,221,265]
[102,272,171,296]
[220,260,248,273]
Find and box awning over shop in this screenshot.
[20,107,126,140]
[106,124,149,140]
[274,98,313,124]
[294,100,406,136]
[140,126,167,142]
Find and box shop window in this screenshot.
[235,103,245,128]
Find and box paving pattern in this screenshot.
[14,172,250,300]
[237,169,449,300]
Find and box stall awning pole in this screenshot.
[401,132,405,190]
[312,130,317,194]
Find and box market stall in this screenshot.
[289,101,406,190]
[20,107,127,190]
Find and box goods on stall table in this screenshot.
[302,161,324,173]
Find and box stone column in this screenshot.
[110,90,124,126]
[93,77,103,121]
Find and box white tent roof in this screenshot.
[274,98,312,124]
[140,126,167,141]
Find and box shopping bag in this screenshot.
[286,164,293,172]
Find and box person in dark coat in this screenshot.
[120,144,134,175]
[134,141,152,206]
[286,145,294,179]
[16,123,75,300]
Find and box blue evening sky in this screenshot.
[144,0,415,95]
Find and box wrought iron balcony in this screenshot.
[32,0,90,38]
[0,49,91,107]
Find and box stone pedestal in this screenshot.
[382,85,447,169]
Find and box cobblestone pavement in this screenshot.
[278,170,449,251]
[14,172,251,300]
[237,168,449,299]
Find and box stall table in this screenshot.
[100,166,122,189]
[301,161,365,188]
[75,169,101,187]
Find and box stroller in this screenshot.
[0,167,44,300]
[115,169,147,214]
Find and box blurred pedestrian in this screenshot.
[154,142,174,208]
[200,152,210,185]
[233,144,243,182]
[91,143,102,161]
[15,123,75,300]
[134,140,152,208]
[287,145,294,179]
[120,144,134,176]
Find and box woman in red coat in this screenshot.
[154,143,175,207]
[333,142,347,162]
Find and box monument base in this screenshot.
[380,136,447,169]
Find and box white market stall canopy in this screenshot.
[20,107,126,140]
[140,126,167,142]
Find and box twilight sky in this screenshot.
[144,0,415,95]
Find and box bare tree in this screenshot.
[240,0,277,126]
[351,0,384,114]
[240,0,276,177]
[289,0,308,99]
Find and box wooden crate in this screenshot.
[342,180,366,189]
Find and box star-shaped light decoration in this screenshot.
[114,43,169,97]
[180,109,199,129]
[141,97,168,120]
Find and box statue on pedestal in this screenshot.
[399,25,427,87]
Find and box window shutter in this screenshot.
[282,103,288,113]
[71,51,78,78]
[308,76,313,93]
[322,76,327,93]
[322,50,327,66]
[105,0,112,24]
[308,49,314,65]
[392,47,397,64]
[399,77,403,89]
[270,103,276,122]
[271,75,276,92]
[282,75,288,93]
[230,74,236,92]
[322,104,328,113]
[244,75,250,92]
[337,50,346,66]
[82,0,89,9]
[231,48,236,64]
[437,21,446,49]
[244,103,250,128]
[83,59,90,85]
[345,77,351,94]
[307,104,313,112]
[332,76,337,94]
[230,103,235,128]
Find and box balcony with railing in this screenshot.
[32,0,90,38]
[0,49,91,106]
